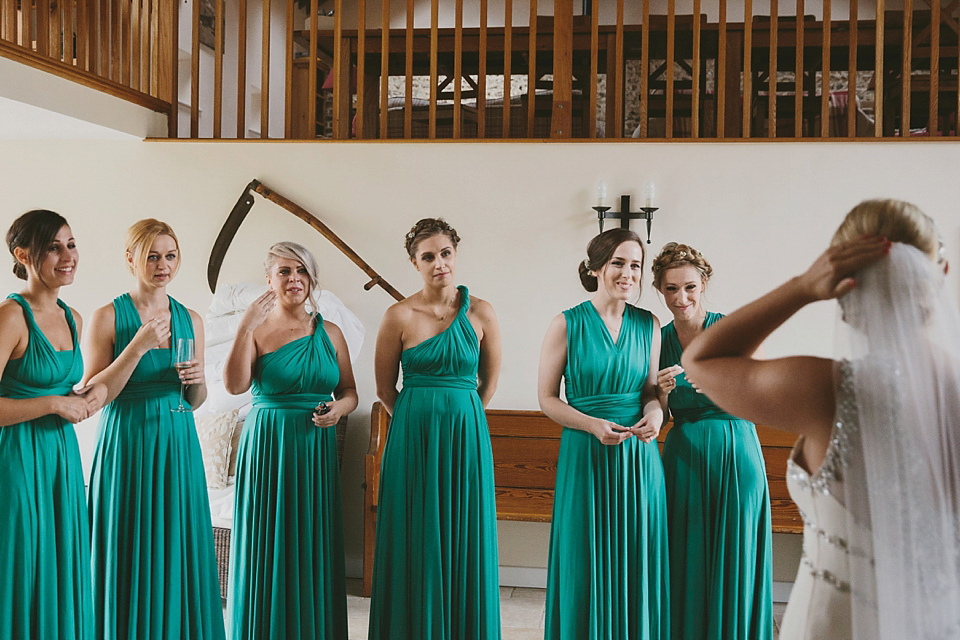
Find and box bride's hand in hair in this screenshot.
[795,236,891,302]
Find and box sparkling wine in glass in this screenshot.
[172,338,195,413]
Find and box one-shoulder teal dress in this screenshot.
[88,294,225,640]
[369,286,501,640]
[228,314,347,640]
[545,301,669,640]
[0,294,93,639]
[660,312,772,640]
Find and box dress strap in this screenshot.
[5,293,79,352]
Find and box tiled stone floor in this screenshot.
[343,579,788,640]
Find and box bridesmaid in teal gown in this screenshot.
[0,210,105,640]
[84,219,225,640]
[652,243,772,640]
[224,241,357,640]
[538,228,669,640]
[369,218,502,640]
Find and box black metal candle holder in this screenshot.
[592,194,660,244]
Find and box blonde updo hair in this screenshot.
[264,241,321,312]
[832,199,941,262]
[651,242,713,290]
[404,218,460,259]
[579,228,644,292]
[125,219,180,277]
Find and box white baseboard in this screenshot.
[499,566,548,589]
[773,581,793,603]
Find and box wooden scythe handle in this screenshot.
[252,181,406,302]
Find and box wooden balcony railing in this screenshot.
[6,0,956,141]
[0,0,178,132]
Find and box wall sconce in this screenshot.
[592,181,661,244]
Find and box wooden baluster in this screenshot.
[478,0,487,138]
[63,0,74,64]
[162,0,178,135]
[404,0,412,138]
[356,0,366,137]
[631,0,639,138]
[333,0,348,138]
[21,0,32,49]
[213,0,223,136]
[588,0,598,138]
[191,0,200,136]
[794,0,803,137]
[768,0,777,137]
[149,0,157,95]
[37,0,49,55]
[261,0,270,137]
[131,0,141,87]
[742,0,752,138]
[551,0,571,138]
[76,0,89,70]
[666,0,675,138]
[874,0,883,136]
[527,0,536,137]
[99,0,109,77]
[379,0,389,139]
[112,0,120,80]
[717,0,726,137]
[901,0,912,136]
[309,0,318,139]
[120,0,130,83]
[237,0,247,137]
[49,0,60,59]
[847,0,856,137]
[429,0,437,138]
[692,0,700,138]
[503,0,512,137]
[930,0,939,134]
[283,0,294,137]
[821,0,830,137]
[453,0,462,138]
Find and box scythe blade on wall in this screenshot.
[207,179,405,302]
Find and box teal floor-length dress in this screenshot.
[88,294,225,640]
[545,301,669,640]
[0,294,93,639]
[660,312,772,640]
[369,286,501,640]
[228,313,347,640]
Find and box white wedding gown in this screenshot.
[779,362,874,640]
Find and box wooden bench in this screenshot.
[362,402,801,597]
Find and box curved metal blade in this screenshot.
[207,181,259,293]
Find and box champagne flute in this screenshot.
[172,338,195,413]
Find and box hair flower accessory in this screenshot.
[583,256,591,270]
[676,250,687,259]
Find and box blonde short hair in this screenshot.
[264,241,321,311]
[125,219,181,277]
[832,199,940,262]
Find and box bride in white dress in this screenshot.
[682,199,960,640]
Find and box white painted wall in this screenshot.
[2,138,958,583]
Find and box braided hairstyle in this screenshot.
[404,218,460,259]
[651,242,713,290]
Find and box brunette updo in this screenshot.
[651,242,713,290]
[578,228,644,292]
[404,218,460,259]
[6,209,69,281]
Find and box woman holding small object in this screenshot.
[225,241,357,640]
[84,218,224,640]
[653,242,772,640]
[539,227,668,640]
[0,209,104,640]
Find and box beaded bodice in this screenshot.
[780,361,875,640]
